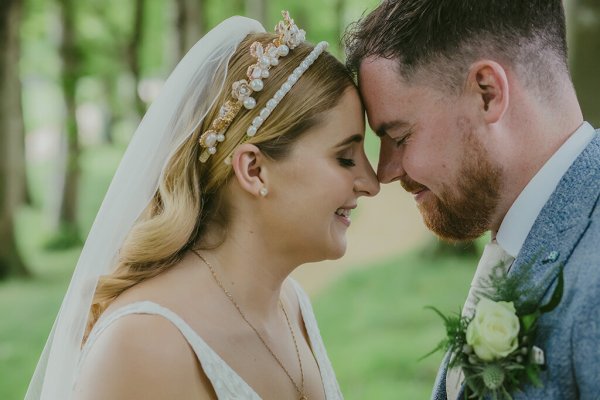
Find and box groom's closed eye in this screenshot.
[374,119,412,138]
[393,129,413,147]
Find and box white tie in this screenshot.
[446,241,514,399]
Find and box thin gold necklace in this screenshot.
[192,250,307,400]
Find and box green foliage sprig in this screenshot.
[427,260,564,400]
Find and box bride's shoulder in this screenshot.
[282,278,300,302]
[282,278,312,317]
[75,311,211,399]
[85,309,189,362]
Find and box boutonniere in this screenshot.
[426,262,564,399]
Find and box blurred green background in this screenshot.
[1,0,599,399]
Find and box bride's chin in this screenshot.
[327,239,347,261]
[303,231,347,263]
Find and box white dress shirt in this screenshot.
[496,122,596,258]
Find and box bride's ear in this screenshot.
[230,143,270,197]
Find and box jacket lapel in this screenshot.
[431,351,450,400]
[508,132,600,306]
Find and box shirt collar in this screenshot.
[496,121,596,258]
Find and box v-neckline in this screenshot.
[188,281,325,399]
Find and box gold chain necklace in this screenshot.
[192,250,307,400]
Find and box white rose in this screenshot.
[231,80,252,101]
[466,298,520,361]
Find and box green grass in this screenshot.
[315,251,478,399]
[0,208,80,400]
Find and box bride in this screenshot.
[26,12,379,400]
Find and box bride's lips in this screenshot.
[335,205,355,227]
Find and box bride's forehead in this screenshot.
[291,126,365,156]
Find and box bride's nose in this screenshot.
[355,159,380,197]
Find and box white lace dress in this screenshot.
[80,279,343,399]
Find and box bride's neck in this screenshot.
[195,228,299,320]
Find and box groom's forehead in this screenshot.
[358,59,398,98]
[358,56,400,83]
[357,58,415,129]
[357,57,419,106]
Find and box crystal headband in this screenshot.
[198,12,326,163]
[245,41,328,138]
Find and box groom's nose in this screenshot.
[377,137,405,184]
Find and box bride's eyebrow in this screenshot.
[333,133,363,149]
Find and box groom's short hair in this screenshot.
[345,0,569,95]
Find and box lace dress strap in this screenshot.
[289,279,344,400]
[81,301,261,399]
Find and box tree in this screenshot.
[229,0,266,26]
[245,0,266,25]
[0,0,29,278]
[334,0,346,44]
[54,0,82,246]
[569,0,600,126]
[128,0,147,118]
[175,0,206,60]
[80,0,145,143]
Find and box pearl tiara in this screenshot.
[198,11,327,163]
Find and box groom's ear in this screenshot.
[465,60,509,124]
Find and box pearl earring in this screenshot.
[259,187,268,197]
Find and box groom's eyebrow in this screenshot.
[374,120,411,138]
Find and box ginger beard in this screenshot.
[402,130,502,242]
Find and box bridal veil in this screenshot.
[25,16,265,400]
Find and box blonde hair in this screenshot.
[85,33,355,340]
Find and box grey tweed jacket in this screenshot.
[431,130,600,400]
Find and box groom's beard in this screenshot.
[402,134,502,242]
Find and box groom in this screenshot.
[345,1,600,399]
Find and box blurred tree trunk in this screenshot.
[2,0,27,209]
[128,0,147,118]
[232,0,245,15]
[569,0,600,126]
[0,0,29,278]
[293,8,309,34]
[245,0,266,25]
[56,0,81,244]
[334,0,345,45]
[175,0,206,60]
[101,77,117,144]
